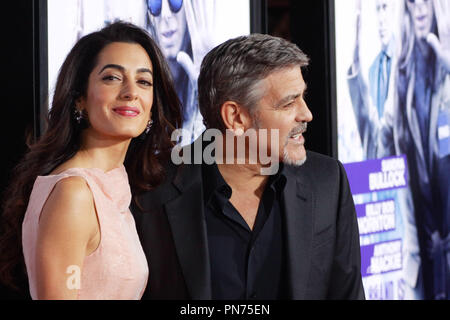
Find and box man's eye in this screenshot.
[283,101,295,108]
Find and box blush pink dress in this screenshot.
[22,165,149,300]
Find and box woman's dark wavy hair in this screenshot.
[0,21,181,291]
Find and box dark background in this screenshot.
[0,0,335,299]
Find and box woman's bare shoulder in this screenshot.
[38,175,97,234]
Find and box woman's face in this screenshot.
[406,0,435,40]
[149,0,186,59]
[78,42,154,141]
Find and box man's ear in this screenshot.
[220,101,252,134]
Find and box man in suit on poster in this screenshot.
[347,0,398,160]
[132,34,365,300]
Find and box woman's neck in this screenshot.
[73,130,131,172]
[168,58,182,82]
[416,38,432,61]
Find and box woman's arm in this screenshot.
[35,177,100,300]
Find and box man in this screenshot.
[369,0,395,119]
[132,34,365,300]
[347,0,397,159]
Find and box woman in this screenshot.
[0,21,181,299]
[146,0,211,145]
[395,0,450,300]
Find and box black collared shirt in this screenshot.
[202,163,287,300]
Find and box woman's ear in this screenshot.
[220,101,252,135]
[75,96,85,111]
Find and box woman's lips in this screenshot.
[113,106,140,117]
[162,30,176,39]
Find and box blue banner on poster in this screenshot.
[360,239,402,277]
[355,199,396,236]
[342,155,412,300]
[343,155,408,195]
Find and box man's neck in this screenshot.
[381,36,394,58]
[216,163,269,197]
[216,163,270,230]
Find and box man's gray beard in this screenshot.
[283,147,307,167]
[252,114,307,167]
[282,122,308,167]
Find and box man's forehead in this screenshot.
[264,67,305,91]
[258,66,306,106]
[376,0,393,7]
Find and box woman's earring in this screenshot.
[74,109,83,124]
[145,119,153,134]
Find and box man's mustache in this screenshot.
[288,122,308,137]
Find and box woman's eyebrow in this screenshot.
[98,64,153,76]
[98,64,125,74]
[137,67,153,76]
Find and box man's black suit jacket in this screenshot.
[131,150,365,300]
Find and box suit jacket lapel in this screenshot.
[164,163,212,299]
[282,165,314,299]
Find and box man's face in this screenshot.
[252,66,313,166]
[376,0,394,48]
[406,0,434,40]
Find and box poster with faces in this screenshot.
[334,0,411,301]
[47,0,251,144]
[335,0,450,300]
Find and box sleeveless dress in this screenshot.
[22,165,149,300]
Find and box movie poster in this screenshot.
[335,0,450,300]
[47,0,251,145]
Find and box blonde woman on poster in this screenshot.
[395,0,450,300]
[146,0,216,145]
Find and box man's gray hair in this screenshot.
[198,33,309,132]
